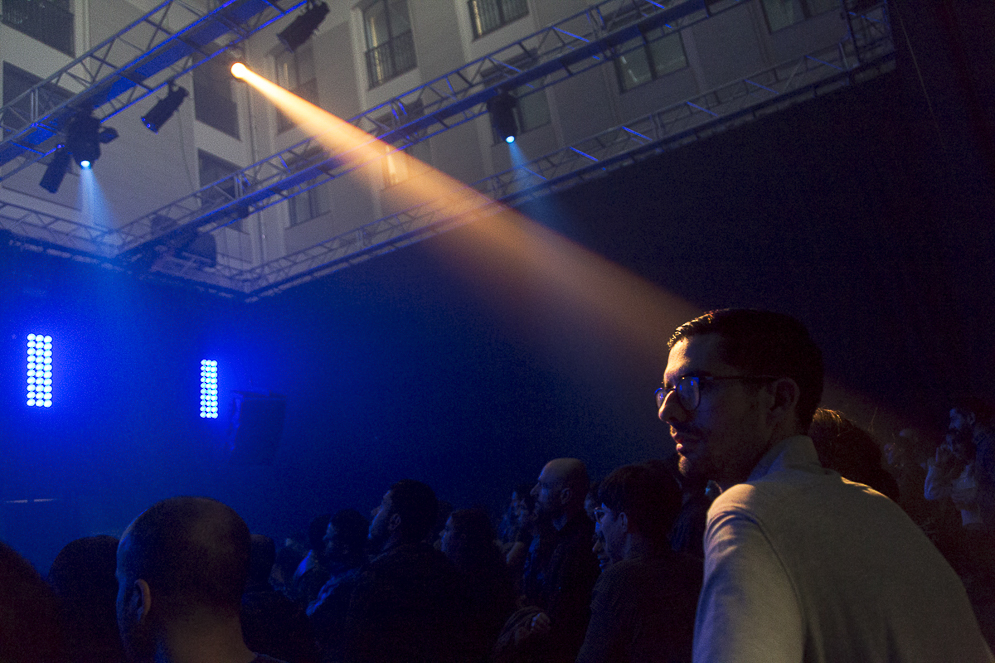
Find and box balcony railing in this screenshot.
[469,0,528,38]
[365,30,416,88]
[1,0,74,55]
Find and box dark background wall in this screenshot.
[1,58,993,570]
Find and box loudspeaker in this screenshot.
[226,391,286,465]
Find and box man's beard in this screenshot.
[678,452,709,483]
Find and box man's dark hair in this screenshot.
[248,534,276,586]
[330,508,369,552]
[122,496,251,615]
[0,541,66,663]
[388,480,438,543]
[598,463,682,552]
[513,484,535,512]
[950,396,994,427]
[49,535,123,662]
[669,309,824,429]
[809,408,899,499]
[445,508,502,576]
[308,514,332,552]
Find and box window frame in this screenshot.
[760,0,839,33]
[197,149,247,232]
[362,0,417,89]
[273,43,319,133]
[192,54,240,139]
[468,0,529,40]
[1,0,74,55]
[613,30,688,93]
[2,62,74,137]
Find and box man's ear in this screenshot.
[617,511,630,534]
[558,487,572,507]
[387,512,401,533]
[768,377,801,426]
[132,578,153,623]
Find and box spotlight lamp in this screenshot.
[487,90,519,144]
[39,146,72,194]
[39,112,118,192]
[142,82,188,133]
[278,1,329,52]
[66,113,101,167]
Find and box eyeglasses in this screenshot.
[655,375,779,411]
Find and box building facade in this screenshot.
[1,0,875,294]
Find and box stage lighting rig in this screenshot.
[487,90,519,144]
[65,112,118,169]
[277,0,329,52]
[142,82,188,133]
[38,112,117,191]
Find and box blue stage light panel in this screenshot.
[200,360,219,419]
[26,334,53,408]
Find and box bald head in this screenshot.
[118,497,251,617]
[532,458,589,525]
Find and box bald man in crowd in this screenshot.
[115,496,287,663]
[519,458,601,663]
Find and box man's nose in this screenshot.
[658,389,686,423]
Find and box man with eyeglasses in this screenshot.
[658,309,992,662]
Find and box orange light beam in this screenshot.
[231,62,699,361]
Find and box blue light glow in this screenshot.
[80,160,91,169]
[200,360,219,419]
[505,135,515,144]
[26,334,52,408]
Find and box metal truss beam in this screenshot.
[110,0,736,260]
[111,0,889,268]
[235,47,895,300]
[0,199,119,256]
[0,0,306,178]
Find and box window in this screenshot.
[468,0,528,39]
[1,0,73,55]
[288,183,330,225]
[761,0,838,32]
[382,143,431,186]
[193,55,239,138]
[363,0,416,88]
[26,334,53,408]
[2,62,73,137]
[282,148,332,224]
[514,87,549,134]
[273,43,318,133]
[372,101,428,186]
[198,150,245,231]
[615,31,687,92]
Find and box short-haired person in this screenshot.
[520,458,601,663]
[576,463,701,663]
[344,479,462,663]
[307,509,369,661]
[658,309,993,662]
[115,496,287,663]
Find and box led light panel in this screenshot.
[200,360,218,419]
[26,334,53,408]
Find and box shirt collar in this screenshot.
[747,434,821,482]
